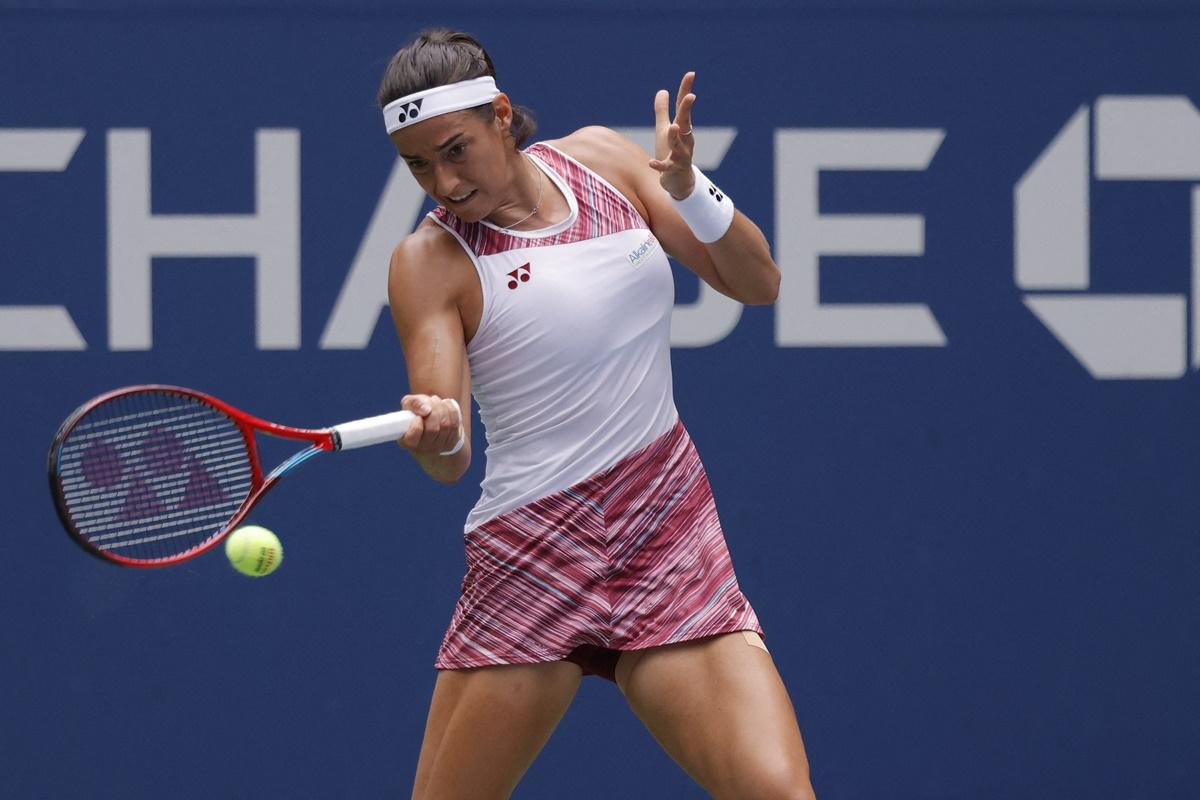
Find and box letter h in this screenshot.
[107,129,300,349]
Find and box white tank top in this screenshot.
[429,143,679,531]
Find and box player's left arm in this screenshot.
[566,74,780,305]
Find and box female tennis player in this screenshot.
[380,30,815,800]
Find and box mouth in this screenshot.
[446,190,477,206]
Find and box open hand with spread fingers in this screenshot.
[650,71,698,200]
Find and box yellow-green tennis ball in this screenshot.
[225,525,283,577]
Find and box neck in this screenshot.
[491,153,544,230]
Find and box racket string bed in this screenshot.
[54,390,254,562]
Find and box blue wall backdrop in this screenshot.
[3,1,1199,797]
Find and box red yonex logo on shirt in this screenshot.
[507,263,531,289]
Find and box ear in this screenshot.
[492,93,514,134]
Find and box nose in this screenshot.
[432,161,463,199]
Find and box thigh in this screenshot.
[617,632,815,800]
[412,660,583,800]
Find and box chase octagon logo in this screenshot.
[1016,95,1200,380]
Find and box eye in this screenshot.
[406,159,428,172]
[448,143,467,158]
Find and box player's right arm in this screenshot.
[387,222,474,484]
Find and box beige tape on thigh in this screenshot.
[742,631,769,652]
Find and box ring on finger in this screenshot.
[678,126,693,136]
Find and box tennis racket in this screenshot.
[48,385,414,567]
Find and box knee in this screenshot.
[760,782,816,800]
[719,763,816,800]
[747,782,816,800]
[783,786,817,800]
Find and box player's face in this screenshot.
[391,101,517,223]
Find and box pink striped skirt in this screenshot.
[436,420,763,681]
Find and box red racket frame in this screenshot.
[49,384,338,568]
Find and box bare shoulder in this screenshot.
[389,219,466,279]
[548,126,647,179]
[388,218,473,307]
[544,127,651,215]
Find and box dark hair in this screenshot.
[377,29,537,148]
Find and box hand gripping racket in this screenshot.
[48,385,414,567]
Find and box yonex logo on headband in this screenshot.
[397,99,422,123]
[383,76,500,134]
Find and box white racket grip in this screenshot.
[331,410,415,450]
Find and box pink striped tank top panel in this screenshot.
[429,142,679,532]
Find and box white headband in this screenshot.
[382,76,500,134]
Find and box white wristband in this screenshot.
[671,164,735,244]
[439,399,465,456]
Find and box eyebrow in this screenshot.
[399,132,465,160]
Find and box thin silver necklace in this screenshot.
[500,156,545,231]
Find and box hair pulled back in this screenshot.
[377,29,537,148]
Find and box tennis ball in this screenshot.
[225,525,283,577]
